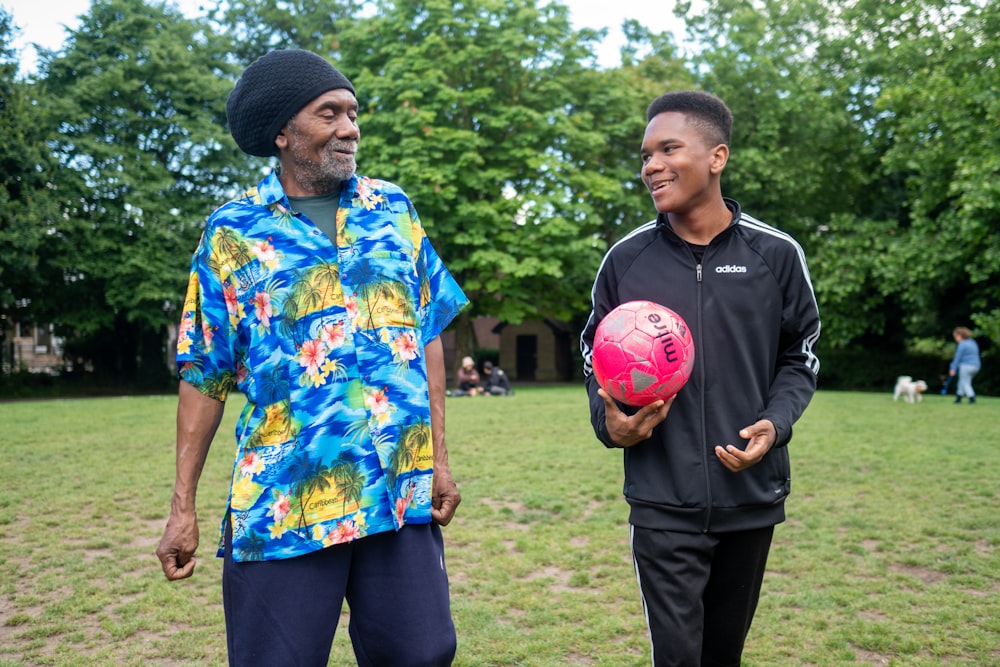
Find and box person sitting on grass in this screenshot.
[481,361,511,396]
[453,356,481,396]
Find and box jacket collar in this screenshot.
[656,197,742,245]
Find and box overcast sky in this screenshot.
[2,0,693,75]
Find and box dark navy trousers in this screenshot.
[630,524,774,667]
[223,521,456,667]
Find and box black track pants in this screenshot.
[630,524,774,667]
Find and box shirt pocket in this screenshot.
[354,252,419,330]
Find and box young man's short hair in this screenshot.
[646,90,733,148]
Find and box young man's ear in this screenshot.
[710,144,730,175]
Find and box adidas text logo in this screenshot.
[715,264,748,274]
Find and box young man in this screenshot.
[156,49,468,666]
[580,90,821,666]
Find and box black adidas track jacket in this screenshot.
[582,199,821,533]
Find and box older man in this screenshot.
[156,49,468,666]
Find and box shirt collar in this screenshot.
[256,169,360,210]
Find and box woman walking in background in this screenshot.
[949,327,981,404]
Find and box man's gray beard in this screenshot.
[285,122,358,194]
[291,146,357,194]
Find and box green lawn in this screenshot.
[0,387,997,666]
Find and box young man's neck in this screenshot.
[665,198,732,245]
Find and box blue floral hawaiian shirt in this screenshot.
[176,170,468,562]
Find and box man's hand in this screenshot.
[714,419,777,472]
[600,388,672,447]
[431,462,461,526]
[156,511,200,581]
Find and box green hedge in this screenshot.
[816,347,996,396]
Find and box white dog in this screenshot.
[893,376,928,403]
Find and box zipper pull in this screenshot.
[697,263,703,282]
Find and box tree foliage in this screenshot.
[211,0,364,63]
[684,0,999,353]
[680,0,873,240]
[0,0,997,383]
[851,0,1000,342]
[338,0,604,326]
[0,9,62,325]
[335,0,688,356]
[31,0,258,378]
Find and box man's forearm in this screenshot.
[172,380,225,513]
[424,336,449,464]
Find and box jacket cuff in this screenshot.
[772,420,793,448]
[597,417,621,448]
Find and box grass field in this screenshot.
[0,387,997,666]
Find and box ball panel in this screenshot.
[619,330,656,362]
[592,339,627,390]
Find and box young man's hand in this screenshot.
[600,388,673,448]
[715,419,777,472]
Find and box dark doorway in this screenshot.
[516,335,537,381]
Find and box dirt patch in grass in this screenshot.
[519,565,573,591]
[565,651,597,665]
[852,646,892,665]
[890,563,947,585]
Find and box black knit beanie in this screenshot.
[226,49,356,158]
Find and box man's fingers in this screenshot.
[715,445,746,471]
[600,388,672,417]
[432,496,460,526]
[598,388,617,411]
[160,552,196,580]
[432,506,452,526]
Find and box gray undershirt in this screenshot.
[287,187,342,243]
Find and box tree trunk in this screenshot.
[452,309,477,380]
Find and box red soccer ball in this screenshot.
[592,300,695,406]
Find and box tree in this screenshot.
[211,0,365,63]
[335,0,698,362]
[560,21,696,251]
[680,0,872,242]
[0,8,64,362]
[852,0,1000,342]
[809,0,1000,348]
[35,0,259,380]
[679,0,999,355]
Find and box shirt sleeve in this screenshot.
[174,225,238,400]
[410,203,468,343]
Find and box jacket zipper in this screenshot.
[696,258,712,532]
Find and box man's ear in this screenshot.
[709,143,729,175]
[274,127,289,152]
